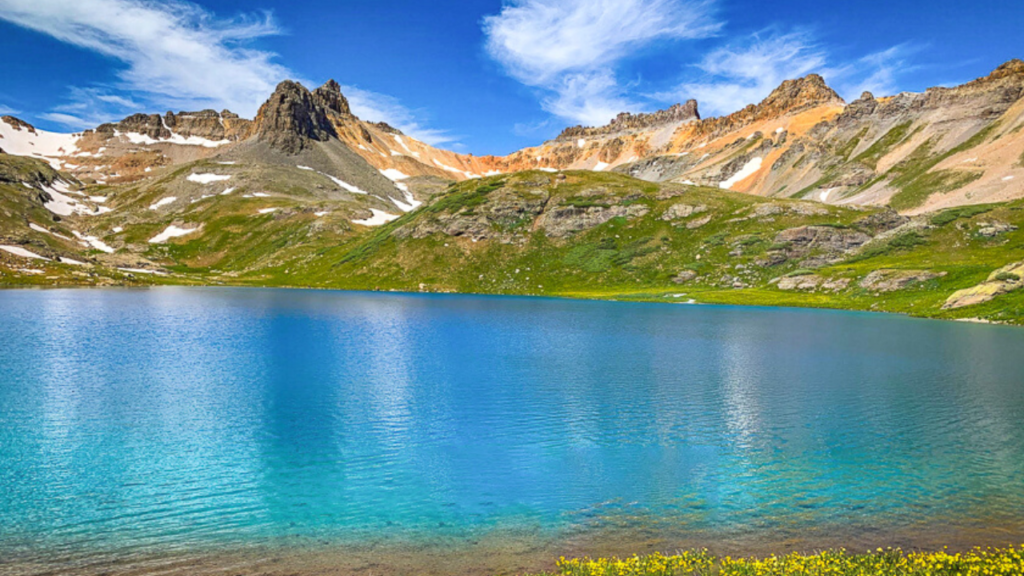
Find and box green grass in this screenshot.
[5,167,1024,326]
[854,121,915,168]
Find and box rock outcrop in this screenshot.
[943,261,1024,309]
[859,269,945,292]
[94,110,251,142]
[557,100,700,141]
[312,79,352,117]
[250,81,338,154]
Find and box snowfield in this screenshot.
[120,130,230,148]
[149,197,177,210]
[149,225,199,244]
[380,168,409,181]
[353,209,399,226]
[720,157,763,190]
[0,119,81,168]
[187,173,232,184]
[1,245,49,260]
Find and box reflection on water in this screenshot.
[1,288,1024,574]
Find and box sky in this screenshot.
[0,0,1019,155]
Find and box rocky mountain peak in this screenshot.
[555,99,701,142]
[758,74,844,117]
[251,80,337,154]
[312,79,352,117]
[988,59,1024,80]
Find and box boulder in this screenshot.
[672,270,697,284]
[538,204,649,237]
[977,221,1018,238]
[661,203,707,220]
[686,214,713,229]
[943,261,1024,309]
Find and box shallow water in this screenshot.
[1,288,1023,575]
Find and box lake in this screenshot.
[2,288,1023,575]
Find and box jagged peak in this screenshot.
[251,79,337,154]
[757,74,845,115]
[556,100,700,141]
[989,59,1024,80]
[371,121,403,135]
[312,79,352,116]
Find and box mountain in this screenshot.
[1,60,1024,323]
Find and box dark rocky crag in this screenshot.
[250,81,339,154]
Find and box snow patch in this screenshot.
[257,208,278,214]
[220,187,236,196]
[577,139,586,148]
[149,197,177,210]
[187,173,231,184]
[149,225,199,244]
[719,157,763,190]
[819,188,835,202]
[0,120,81,168]
[29,223,71,240]
[120,130,230,148]
[1,245,49,260]
[72,231,115,253]
[59,257,87,266]
[594,161,610,172]
[1003,175,1015,181]
[41,183,103,216]
[380,168,409,181]
[353,209,399,226]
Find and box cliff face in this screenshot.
[94,110,252,142]
[250,81,338,154]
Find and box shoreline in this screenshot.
[0,279,1020,329]
[6,528,1024,576]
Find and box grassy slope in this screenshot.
[3,167,1024,325]
[240,171,1024,324]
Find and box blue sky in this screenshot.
[0,0,1019,155]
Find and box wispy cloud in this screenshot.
[0,103,18,115]
[660,31,921,116]
[666,30,827,116]
[342,85,457,147]
[0,0,456,142]
[483,0,721,126]
[829,44,923,99]
[0,0,290,117]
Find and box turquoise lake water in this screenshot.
[2,288,1024,572]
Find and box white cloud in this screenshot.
[342,85,457,147]
[0,104,17,115]
[0,0,289,117]
[830,44,922,99]
[669,31,827,116]
[483,0,720,125]
[0,0,456,143]
[661,31,920,117]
